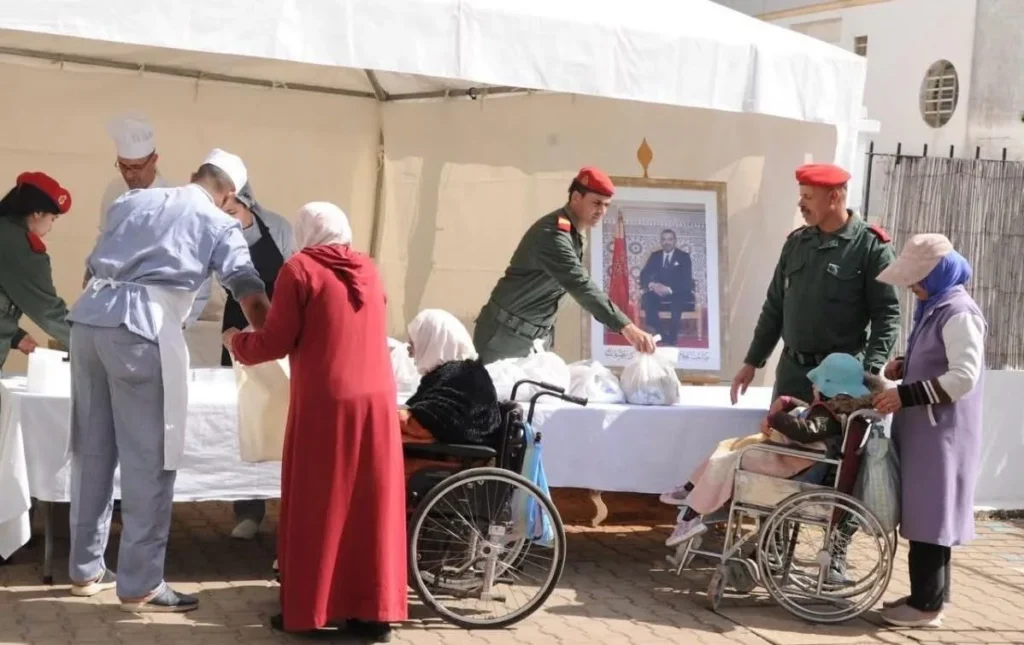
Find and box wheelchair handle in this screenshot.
[524,389,587,425]
[560,393,588,406]
[510,379,565,400]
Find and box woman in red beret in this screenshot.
[0,171,73,371]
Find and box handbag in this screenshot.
[512,422,555,547]
[853,419,901,534]
[233,358,290,462]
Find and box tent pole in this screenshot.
[368,128,387,260]
[0,46,376,99]
[386,86,532,101]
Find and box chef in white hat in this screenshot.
[83,115,173,289]
[98,114,170,234]
[66,148,270,614]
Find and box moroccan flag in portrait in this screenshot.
[608,211,636,323]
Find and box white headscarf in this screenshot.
[407,309,477,374]
[295,201,353,249]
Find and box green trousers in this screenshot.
[473,310,550,365]
[771,352,816,403]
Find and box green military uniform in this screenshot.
[0,216,71,368]
[743,212,901,402]
[474,207,632,364]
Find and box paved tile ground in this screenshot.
[2,499,1023,645]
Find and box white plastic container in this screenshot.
[26,348,70,396]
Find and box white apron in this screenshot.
[84,279,199,470]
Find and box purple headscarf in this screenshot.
[906,250,973,356]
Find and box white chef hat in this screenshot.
[201,148,248,193]
[107,114,156,160]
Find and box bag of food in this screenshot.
[620,346,681,406]
[567,360,625,403]
[513,339,571,401]
[485,358,529,401]
[234,358,290,462]
[389,341,420,394]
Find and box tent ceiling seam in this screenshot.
[0,45,539,103]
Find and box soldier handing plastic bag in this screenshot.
[620,338,682,406]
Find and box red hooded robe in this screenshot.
[232,245,407,630]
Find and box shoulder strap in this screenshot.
[866,222,892,243]
[787,225,806,240]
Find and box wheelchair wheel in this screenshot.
[706,565,727,611]
[757,489,893,624]
[408,466,566,629]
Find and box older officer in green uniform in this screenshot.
[474,167,656,364]
[730,163,900,404]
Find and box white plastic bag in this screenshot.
[854,421,901,534]
[389,341,420,394]
[513,339,571,401]
[485,358,529,401]
[568,360,625,403]
[620,347,681,406]
[234,358,290,462]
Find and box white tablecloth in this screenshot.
[0,369,280,558]
[537,386,772,494]
[0,366,773,558]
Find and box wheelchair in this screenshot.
[667,409,895,623]
[403,379,586,629]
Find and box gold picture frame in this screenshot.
[581,139,729,384]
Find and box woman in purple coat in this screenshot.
[872,234,985,629]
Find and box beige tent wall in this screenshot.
[0,59,379,372]
[378,94,837,382]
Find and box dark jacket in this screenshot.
[767,372,888,454]
[406,358,502,447]
[639,248,694,307]
[0,217,71,367]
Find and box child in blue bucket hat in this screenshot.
[663,353,887,554]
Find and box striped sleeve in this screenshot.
[897,312,985,406]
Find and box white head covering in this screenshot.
[407,309,477,374]
[201,148,248,193]
[295,202,353,249]
[107,114,156,160]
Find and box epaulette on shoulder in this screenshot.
[787,226,806,240]
[555,214,572,233]
[866,222,892,243]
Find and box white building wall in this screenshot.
[965,0,1024,159]
[764,0,979,156]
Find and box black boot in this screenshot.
[347,619,393,643]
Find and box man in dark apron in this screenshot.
[219,182,295,540]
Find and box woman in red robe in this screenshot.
[226,202,407,642]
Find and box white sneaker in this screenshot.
[659,485,691,506]
[231,518,259,540]
[666,516,707,548]
[71,569,117,597]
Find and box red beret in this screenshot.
[16,171,72,214]
[795,163,851,188]
[575,166,615,197]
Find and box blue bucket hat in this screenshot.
[806,353,870,399]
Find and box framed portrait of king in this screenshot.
[585,176,728,374]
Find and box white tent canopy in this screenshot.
[0,0,865,163]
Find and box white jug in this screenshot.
[26,347,70,396]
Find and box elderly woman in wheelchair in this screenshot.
[661,354,895,621]
[397,309,582,629]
